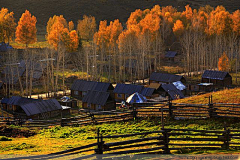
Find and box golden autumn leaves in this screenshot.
[1,8,79,52]
[46,15,79,52]
[0,8,16,43]
[15,10,37,47]
[2,4,240,52]
[218,52,230,71]
[171,5,240,36]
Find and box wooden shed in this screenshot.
[113,84,144,102]
[71,80,114,99]
[4,96,40,112]
[82,90,115,111]
[165,51,177,62]
[1,97,63,119]
[149,72,186,84]
[201,70,232,87]
[20,99,63,119]
[159,84,185,100]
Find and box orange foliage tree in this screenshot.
[207,6,233,35]
[15,10,37,47]
[47,15,79,52]
[0,8,16,43]
[218,52,230,71]
[231,10,240,35]
[68,21,74,31]
[173,20,184,35]
[77,15,96,41]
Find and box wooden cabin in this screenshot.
[0,97,64,119]
[201,70,232,87]
[4,96,40,112]
[149,72,186,85]
[82,90,115,111]
[20,99,63,119]
[159,84,185,100]
[113,84,144,102]
[164,51,177,62]
[1,98,9,110]
[71,80,114,99]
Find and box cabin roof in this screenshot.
[7,96,40,106]
[165,51,177,58]
[141,87,156,97]
[82,90,111,106]
[161,84,185,100]
[150,72,184,83]
[71,80,113,92]
[21,99,62,116]
[202,70,231,80]
[113,83,144,95]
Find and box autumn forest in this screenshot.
[1,4,240,94]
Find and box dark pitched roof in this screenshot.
[7,96,40,106]
[141,87,156,97]
[202,70,231,80]
[92,82,114,91]
[113,83,144,94]
[21,99,62,116]
[149,72,184,83]
[165,51,177,58]
[71,80,96,91]
[82,90,111,106]
[161,84,184,100]
[1,98,9,104]
[71,80,113,92]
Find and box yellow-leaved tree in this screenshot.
[47,15,79,52]
[0,8,16,43]
[218,52,230,71]
[15,10,37,47]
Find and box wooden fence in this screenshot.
[133,97,240,119]
[48,127,239,155]
[95,128,240,154]
[62,110,133,126]
[2,96,240,128]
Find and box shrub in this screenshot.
[0,136,12,141]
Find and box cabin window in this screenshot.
[97,105,102,110]
[74,91,79,95]
[82,92,87,96]
[87,103,91,108]
[117,94,122,98]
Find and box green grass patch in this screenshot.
[1,117,240,155]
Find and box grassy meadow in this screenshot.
[174,87,240,104]
[1,117,240,155]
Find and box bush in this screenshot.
[0,136,12,141]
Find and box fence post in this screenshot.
[161,105,164,129]
[133,103,137,120]
[208,96,216,118]
[162,129,170,154]
[96,128,104,155]
[222,127,230,150]
[168,101,173,119]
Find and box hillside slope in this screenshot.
[1,0,239,27]
[174,88,240,104]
